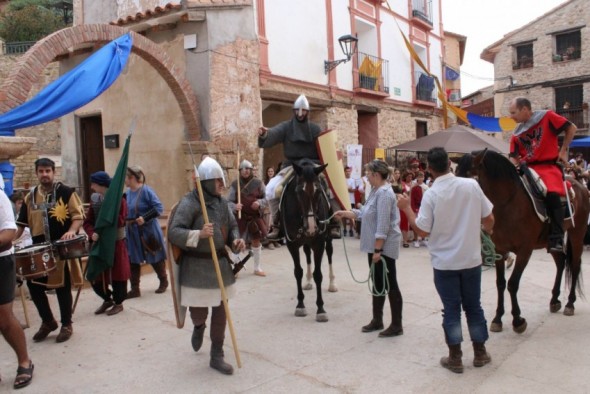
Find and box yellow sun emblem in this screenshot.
[49,197,70,225]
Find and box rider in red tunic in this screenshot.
[508,97,577,252]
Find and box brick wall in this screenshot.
[208,37,261,184]
[0,54,60,189]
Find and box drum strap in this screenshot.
[32,186,54,242]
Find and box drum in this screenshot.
[15,243,57,280]
[53,235,90,260]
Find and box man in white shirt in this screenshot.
[398,147,494,374]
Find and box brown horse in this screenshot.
[459,150,589,333]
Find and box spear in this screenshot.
[188,142,242,368]
[236,140,241,219]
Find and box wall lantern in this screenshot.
[324,34,358,74]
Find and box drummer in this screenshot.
[14,158,85,343]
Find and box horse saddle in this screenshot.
[273,167,294,199]
[520,169,574,223]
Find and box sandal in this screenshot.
[13,360,33,390]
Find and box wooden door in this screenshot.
[79,116,104,202]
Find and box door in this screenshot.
[358,111,378,166]
[416,121,427,139]
[79,115,104,201]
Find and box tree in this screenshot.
[0,1,67,42]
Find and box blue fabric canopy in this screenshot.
[570,137,590,148]
[0,33,132,136]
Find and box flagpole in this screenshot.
[188,142,242,368]
[236,141,241,219]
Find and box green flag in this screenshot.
[86,135,131,281]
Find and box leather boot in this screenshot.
[546,192,565,253]
[94,300,114,315]
[210,343,234,375]
[153,261,169,294]
[379,292,403,337]
[473,342,492,367]
[32,320,58,342]
[362,296,385,332]
[191,324,206,352]
[127,264,141,299]
[440,344,464,373]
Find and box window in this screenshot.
[555,85,584,127]
[554,30,581,62]
[513,43,533,69]
[412,0,433,25]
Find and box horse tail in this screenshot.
[564,237,585,300]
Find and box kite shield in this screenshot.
[316,129,351,210]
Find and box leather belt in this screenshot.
[184,248,229,260]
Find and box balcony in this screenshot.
[411,0,433,29]
[353,52,389,97]
[415,72,436,104]
[557,108,587,130]
[3,41,36,55]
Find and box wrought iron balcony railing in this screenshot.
[4,41,36,55]
[412,0,433,26]
[355,52,389,94]
[557,108,586,129]
[415,72,436,103]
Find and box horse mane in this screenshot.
[456,153,473,178]
[478,150,520,182]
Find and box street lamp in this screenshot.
[324,34,358,74]
[51,0,73,25]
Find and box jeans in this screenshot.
[433,265,488,345]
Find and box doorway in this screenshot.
[79,115,105,201]
[416,120,427,139]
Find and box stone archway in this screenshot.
[0,24,200,139]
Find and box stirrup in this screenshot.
[548,237,564,253]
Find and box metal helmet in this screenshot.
[197,157,226,187]
[293,94,310,117]
[239,160,253,170]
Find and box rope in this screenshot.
[481,230,502,270]
[340,226,390,296]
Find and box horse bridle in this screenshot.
[285,176,330,242]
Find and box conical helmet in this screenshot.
[293,94,310,117]
[197,157,226,187]
[239,160,253,170]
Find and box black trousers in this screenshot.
[367,253,401,296]
[92,280,127,305]
[27,263,72,326]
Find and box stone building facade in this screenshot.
[481,0,589,142]
[3,0,463,207]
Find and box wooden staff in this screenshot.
[19,284,30,328]
[190,143,242,368]
[72,257,87,314]
[236,141,241,219]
